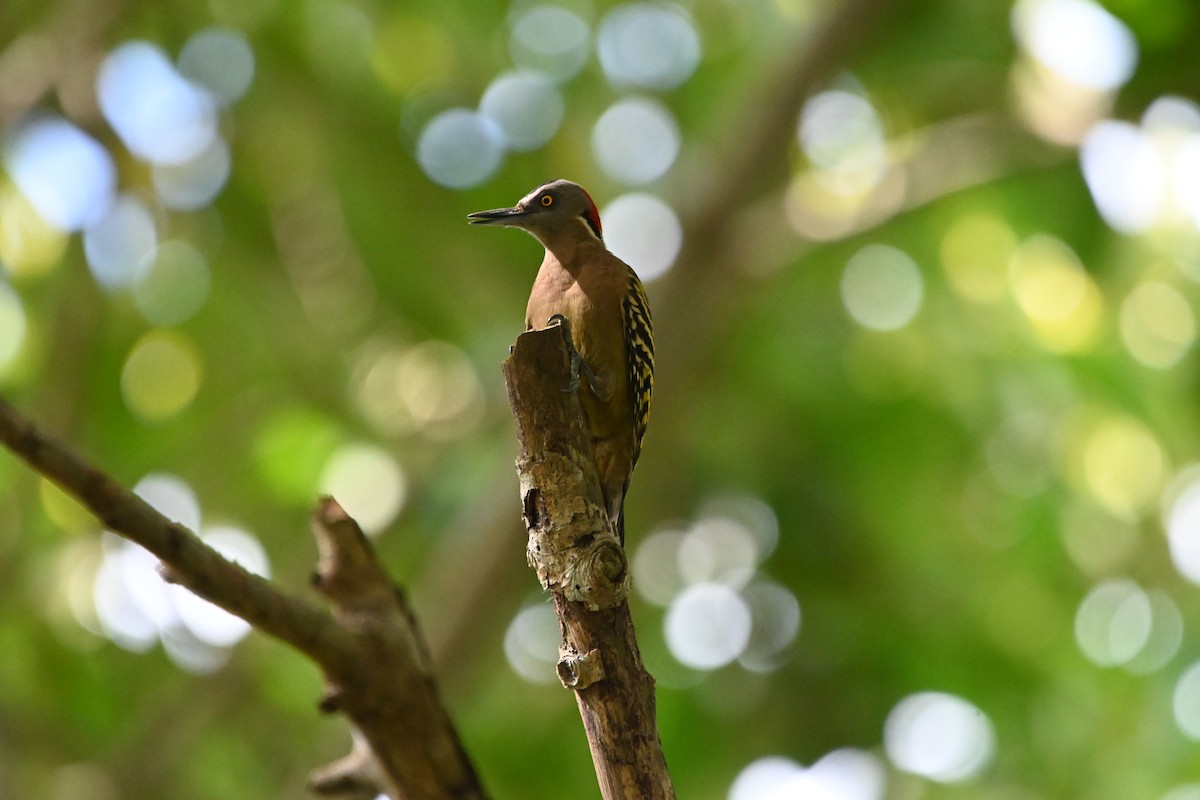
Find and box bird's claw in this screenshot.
[547,314,602,396]
[573,357,604,397]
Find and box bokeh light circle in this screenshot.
[596,2,701,91]
[1126,589,1184,674]
[1074,579,1152,666]
[479,70,564,152]
[665,582,752,670]
[115,538,177,630]
[1081,415,1165,519]
[798,90,887,195]
[319,443,408,536]
[509,4,591,82]
[416,109,504,189]
[178,27,256,107]
[700,493,781,560]
[120,330,203,423]
[600,193,681,281]
[1080,121,1163,234]
[97,40,219,166]
[93,543,160,652]
[739,580,802,672]
[1119,281,1194,369]
[884,692,995,782]
[1174,660,1200,739]
[134,240,211,326]
[592,96,681,185]
[4,116,116,231]
[729,757,804,800]
[393,339,485,439]
[160,624,230,674]
[1008,234,1103,351]
[152,137,232,210]
[633,527,687,607]
[1012,0,1137,91]
[504,603,560,684]
[840,244,924,331]
[83,195,157,291]
[729,751,885,800]
[1165,467,1200,584]
[677,515,759,589]
[939,213,1016,303]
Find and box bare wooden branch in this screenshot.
[0,396,487,800]
[502,327,675,800]
[308,498,485,800]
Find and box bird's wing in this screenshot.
[622,266,654,466]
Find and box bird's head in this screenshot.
[468,180,603,246]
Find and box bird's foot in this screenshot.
[547,314,603,396]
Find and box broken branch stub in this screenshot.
[502,327,675,800]
[504,326,629,610]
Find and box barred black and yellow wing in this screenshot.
[622,266,654,466]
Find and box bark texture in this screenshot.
[502,326,675,800]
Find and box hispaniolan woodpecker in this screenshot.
[469,180,654,545]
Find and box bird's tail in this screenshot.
[608,482,629,546]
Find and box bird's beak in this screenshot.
[467,206,532,226]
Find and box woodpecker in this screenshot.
[469,180,653,544]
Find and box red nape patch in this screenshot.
[582,191,603,239]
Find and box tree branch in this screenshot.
[502,327,675,800]
[0,396,487,800]
[308,497,487,800]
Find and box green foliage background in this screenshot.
[2,0,1199,798]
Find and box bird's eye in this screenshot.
[541,194,554,207]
